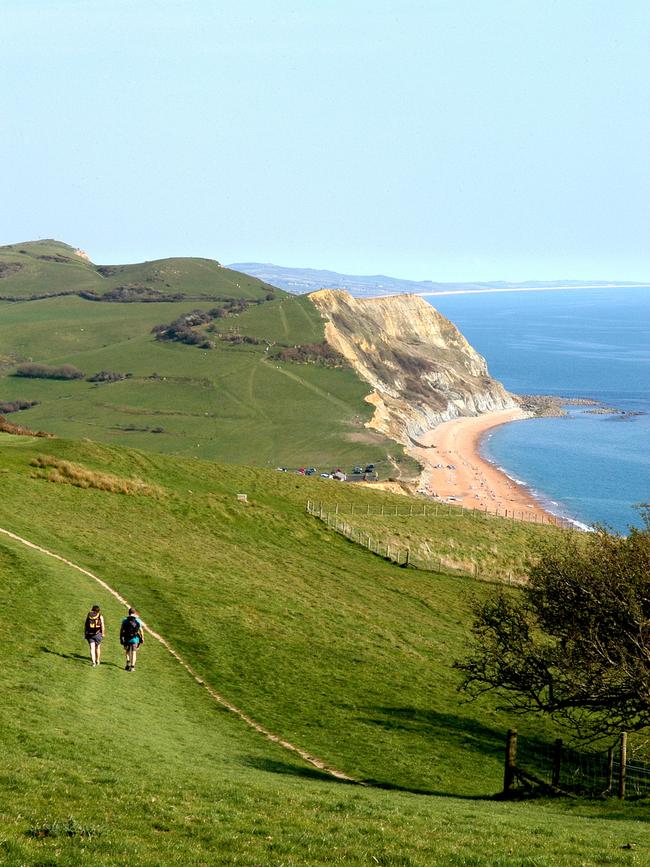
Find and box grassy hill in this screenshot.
[0,241,412,472]
[0,432,648,864]
[0,239,278,300]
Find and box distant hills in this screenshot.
[0,239,279,300]
[230,262,646,297]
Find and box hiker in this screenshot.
[84,605,105,667]
[120,607,144,672]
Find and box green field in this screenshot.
[0,433,648,864]
[0,242,414,472]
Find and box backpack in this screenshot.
[85,612,102,636]
[122,615,140,643]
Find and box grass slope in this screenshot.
[1,434,648,864]
[0,289,412,470]
[0,239,278,300]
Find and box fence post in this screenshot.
[404,548,409,566]
[618,732,627,799]
[335,503,339,515]
[320,501,323,518]
[423,505,427,517]
[503,729,518,796]
[351,504,354,516]
[552,738,562,788]
[607,746,614,794]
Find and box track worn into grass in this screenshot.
[0,524,358,784]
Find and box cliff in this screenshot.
[309,290,516,444]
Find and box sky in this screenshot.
[2,0,649,281]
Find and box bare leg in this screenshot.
[89,640,97,665]
[128,645,138,670]
[96,639,102,665]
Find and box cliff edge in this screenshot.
[310,289,515,444]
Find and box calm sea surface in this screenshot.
[427,287,650,532]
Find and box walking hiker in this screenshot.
[84,605,105,667]
[120,607,144,672]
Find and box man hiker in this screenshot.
[84,605,105,667]
[120,607,144,672]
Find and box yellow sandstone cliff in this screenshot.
[309,289,515,444]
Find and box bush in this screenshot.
[275,342,347,368]
[0,399,39,413]
[14,363,84,380]
[153,310,216,349]
[87,370,133,383]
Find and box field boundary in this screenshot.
[307,500,528,585]
[0,524,358,784]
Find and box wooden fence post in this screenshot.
[552,738,562,788]
[423,505,427,517]
[335,503,339,515]
[618,732,627,799]
[607,746,614,794]
[404,548,409,567]
[503,729,518,796]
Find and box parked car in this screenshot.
[364,464,375,473]
[320,472,331,478]
[306,467,316,476]
[353,466,363,474]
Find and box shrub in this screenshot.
[0,416,53,438]
[14,363,84,380]
[87,370,133,383]
[275,342,347,368]
[0,399,39,413]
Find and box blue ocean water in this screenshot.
[427,287,650,533]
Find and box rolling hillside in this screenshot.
[1,432,648,865]
[0,241,411,473]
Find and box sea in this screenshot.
[427,286,650,533]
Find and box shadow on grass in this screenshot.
[41,646,122,669]
[243,755,494,800]
[243,757,357,785]
[353,706,557,798]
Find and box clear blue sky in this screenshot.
[2,0,648,281]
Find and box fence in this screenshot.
[503,730,650,799]
[306,500,524,584]
[306,499,576,529]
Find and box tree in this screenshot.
[456,514,650,740]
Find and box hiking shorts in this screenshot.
[86,633,103,645]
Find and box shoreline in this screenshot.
[407,409,560,524]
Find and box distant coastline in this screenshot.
[420,284,648,298]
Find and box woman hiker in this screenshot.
[84,605,105,667]
[120,607,144,671]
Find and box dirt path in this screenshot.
[0,525,358,784]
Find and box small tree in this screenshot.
[457,513,650,740]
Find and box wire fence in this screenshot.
[307,499,576,529]
[306,500,525,585]
[505,730,650,798]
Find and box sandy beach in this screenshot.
[409,408,557,523]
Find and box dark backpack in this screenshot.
[85,612,101,636]
[122,615,140,643]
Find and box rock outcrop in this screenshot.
[310,290,515,444]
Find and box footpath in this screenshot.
[0,524,357,784]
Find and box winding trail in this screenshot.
[0,524,358,784]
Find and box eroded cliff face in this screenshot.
[310,289,515,444]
